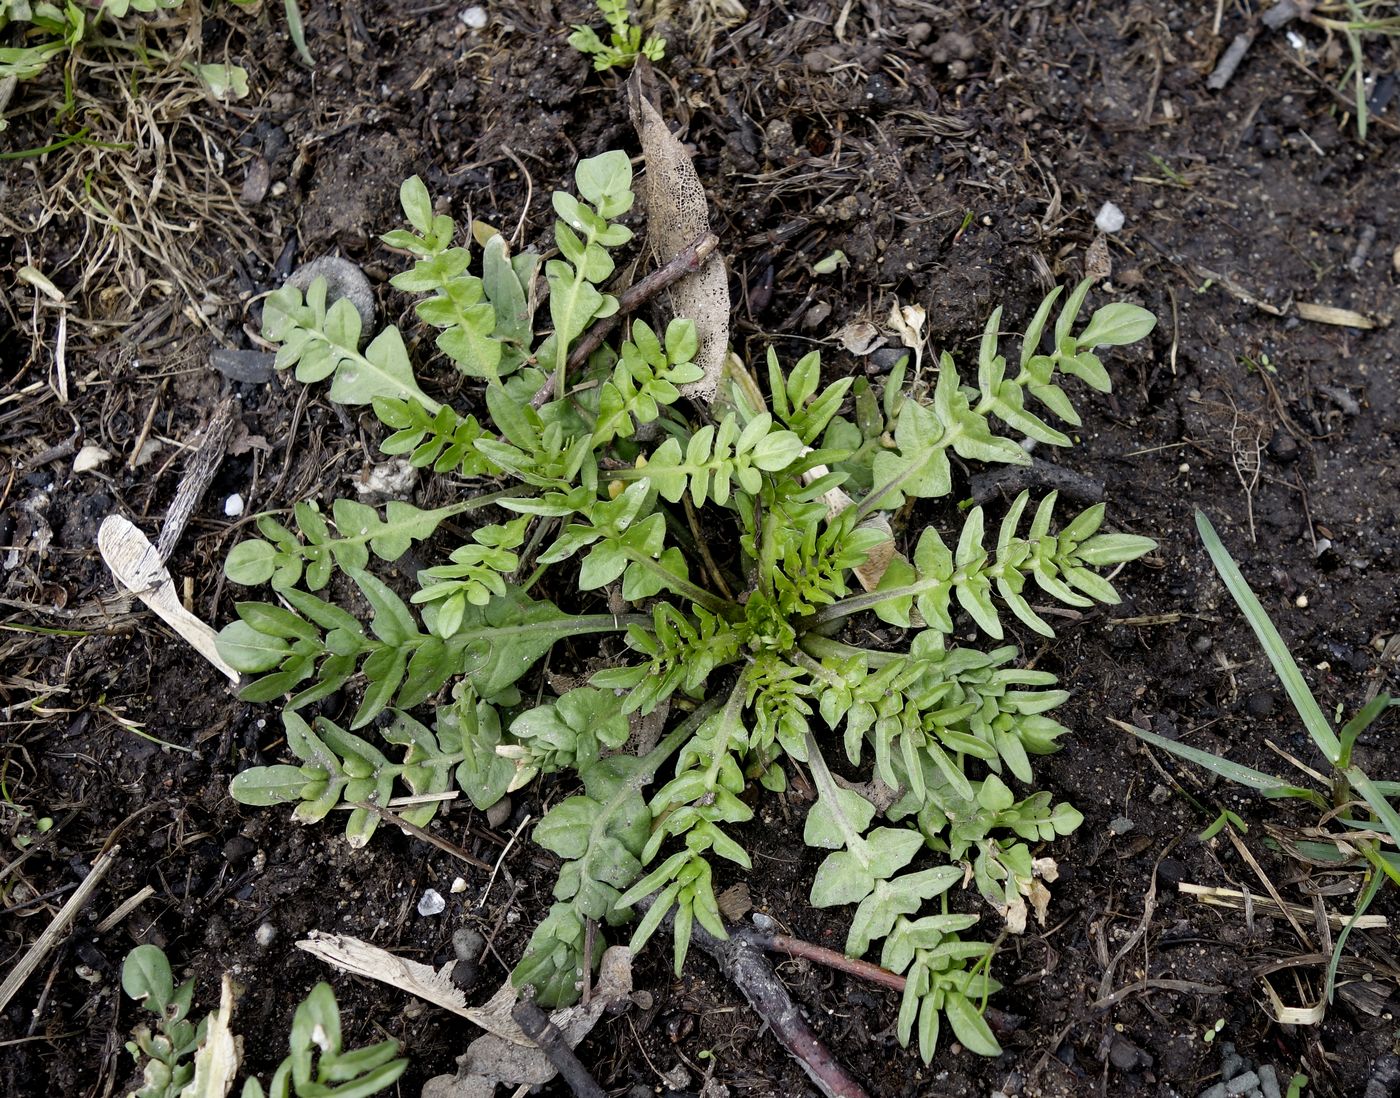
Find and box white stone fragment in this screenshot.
[1094,201,1126,234]
[73,445,113,474]
[224,493,245,517]
[417,888,446,916]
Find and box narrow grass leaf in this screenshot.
[1195,510,1341,764]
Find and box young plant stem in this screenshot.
[803,730,871,862]
[577,696,724,888]
[531,231,720,408]
[799,571,956,629]
[798,634,901,669]
[702,680,748,789]
[623,549,729,614]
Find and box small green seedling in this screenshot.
[121,944,406,1098]
[568,0,664,70]
[1199,806,1247,841]
[1202,1017,1225,1043]
[0,0,307,87]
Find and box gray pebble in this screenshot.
[1226,1072,1260,1095]
[802,46,843,73]
[286,256,377,341]
[1257,1065,1281,1098]
[452,926,484,962]
[485,795,511,830]
[211,347,276,384]
[1198,1083,1227,1098]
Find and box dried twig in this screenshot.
[510,997,606,1098]
[639,899,869,1098]
[739,927,904,992]
[531,231,720,408]
[0,844,120,1015]
[155,395,236,561]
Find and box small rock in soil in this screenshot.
[418,888,446,916]
[210,348,275,385]
[355,459,417,503]
[1157,857,1188,886]
[1095,201,1126,234]
[926,30,976,63]
[452,926,484,962]
[802,46,843,73]
[256,922,277,948]
[1245,692,1276,717]
[223,836,255,867]
[1109,1034,1152,1071]
[287,256,377,338]
[451,926,485,990]
[73,444,112,474]
[485,795,511,829]
[1109,816,1135,835]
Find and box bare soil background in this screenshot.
[2,1,1398,1095]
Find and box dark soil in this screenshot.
[3,2,1399,1096]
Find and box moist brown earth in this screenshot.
[2,1,1398,1096]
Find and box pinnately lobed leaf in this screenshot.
[224,143,1163,1062]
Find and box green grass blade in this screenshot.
[1195,510,1342,764]
[1325,864,1383,1003]
[1346,767,1400,852]
[1338,694,1393,766]
[285,0,313,66]
[1118,721,1323,806]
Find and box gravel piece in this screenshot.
[286,256,377,339]
[210,348,276,384]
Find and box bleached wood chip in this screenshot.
[98,515,241,684]
[629,85,730,405]
[1295,302,1378,329]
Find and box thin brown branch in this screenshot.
[637,898,869,1098]
[510,997,607,1098]
[530,230,720,409]
[741,927,905,992]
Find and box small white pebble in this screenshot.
[1295,594,1309,608]
[73,444,113,474]
[224,493,245,517]
[459,5,487,28]
[450,876,467,894]
[1178,462,1190,473]
[255,922,277,947]
[1095,201,1126,234]
[418,888,446,916]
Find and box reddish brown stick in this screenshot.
[742,926,1023,1040]
[635,897,869,1098]
[530,230,720,408]
[742,928,906,991]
